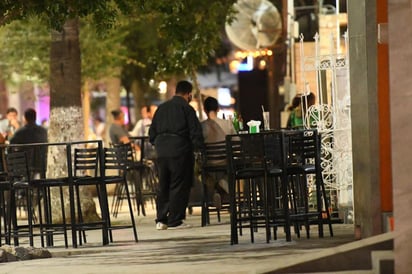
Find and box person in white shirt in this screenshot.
[93,116,106,140]
[130,105,153,137]
[0,107,21,141]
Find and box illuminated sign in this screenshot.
[218,88,232,106]
[237,55,254,71]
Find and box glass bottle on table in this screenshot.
[232,111,240,133]
[238,114,244,131]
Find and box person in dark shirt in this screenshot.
[10,108,47,145]
[9,108,48,174]
[149,80,204,230]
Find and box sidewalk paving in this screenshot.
[1,204,355,274]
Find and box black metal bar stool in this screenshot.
[226,133,269,244]
[284,129,333,239]
[263,130,291,242]
[6,146,69,248]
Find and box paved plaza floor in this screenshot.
[1,203,356,274]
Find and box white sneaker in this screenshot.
[156,222,168,230]
[168,222,192,230]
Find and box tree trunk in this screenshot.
[82,80,91,141]
[190,70,204,120]
[104,74,121,140]
[0,77,7,114]
[48,19,99,223]
[103,75,122,195]
[130,79,145,124]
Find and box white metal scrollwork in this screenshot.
[299,31,353,214]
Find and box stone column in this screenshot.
[348,0,382,238]
[388,1,412,272]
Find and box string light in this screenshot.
[234,49,273,59]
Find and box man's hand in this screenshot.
[9,118,20,129]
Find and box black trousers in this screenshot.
[155,151,194,227]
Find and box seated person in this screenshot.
[0,107,22,141]
[109,109,146,166]
[129,105,151,137]
[109,109,132,145]
[129,105,158,160]
[202,97,236,144]
[200,97,236,208]
[9,108,48,175]
[287,92,317,129]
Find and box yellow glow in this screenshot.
[229,60,240,73]
[259,60,266,70]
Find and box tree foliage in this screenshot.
[0,17,50,82]
[80,18,128,80]
[0,0,132,32]
[0,16,128,84]
[1,0,238,102]
[136,0,236,77]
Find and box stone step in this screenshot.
[304,271,372,274]
[266,232,393,273]
[371,250,394,274]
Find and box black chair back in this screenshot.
[285,129,319,167]
[74,147,99,177]
[0,146,6,177]
[129,136,156,161]
[103,146,129,174]
[6,151,30,181]
[201,141,227,171]
[7,145,47,178]
[227,134,266,175]
[263,131,287,169]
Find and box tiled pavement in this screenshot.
[0,205,355,274]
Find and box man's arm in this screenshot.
[148,114,158,145]
[119,135,131,144]
[187,107,204,150]
[129,120,143,137]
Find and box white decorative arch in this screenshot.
[299,32,353,220]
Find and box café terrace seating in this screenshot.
[111,137,158,218]
[198,140,229,227]
[70,141,139,246]
[226,132,271,244]
[0,149,12,246]
[71,142,109,246]
[100,145,138,243]
[0,128,333,248]
[226,129,333,244]
[283,129,333,239]
[4,143,69,248]
[0,140,139,248]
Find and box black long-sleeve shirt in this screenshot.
[9,123,48,172]
[149,96,204,157]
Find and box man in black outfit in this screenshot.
[10,108,47,145]
[10,108,48,175]
[149,80,204,230]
